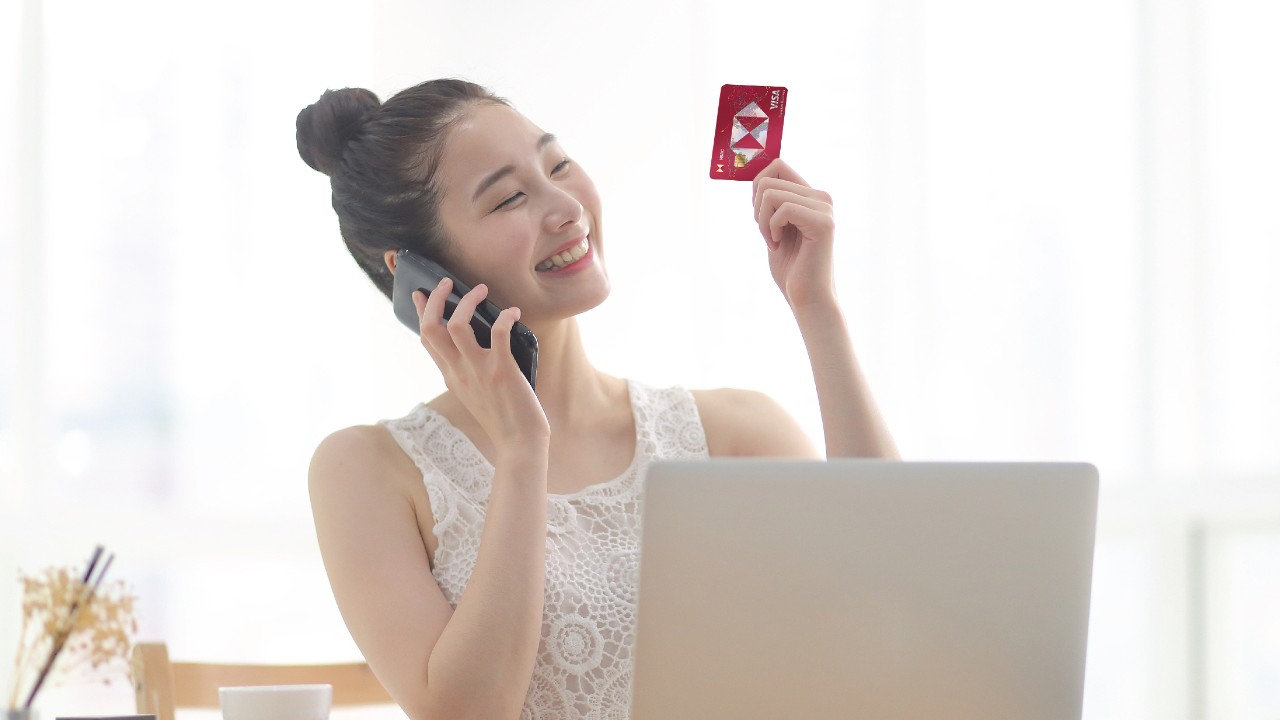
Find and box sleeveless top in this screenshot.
[378,379,710,719]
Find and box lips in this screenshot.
[535,234,591,272]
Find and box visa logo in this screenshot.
[770,90,781,110]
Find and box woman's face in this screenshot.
[431,102,608,325]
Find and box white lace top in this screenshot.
[379,379,709,719]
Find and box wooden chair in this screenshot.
[131,642,394,720]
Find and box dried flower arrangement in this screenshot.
[6,547,138,712]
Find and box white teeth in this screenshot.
[536,236,590,272]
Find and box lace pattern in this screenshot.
[379,380,709,719]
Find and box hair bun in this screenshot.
[296,87,381,176]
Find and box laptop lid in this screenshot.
[630,460,1098,720]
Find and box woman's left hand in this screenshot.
[751,159,837,311]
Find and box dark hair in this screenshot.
[296,79,510,299]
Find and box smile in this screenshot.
[535,235,591,272]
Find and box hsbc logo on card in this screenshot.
[709,85,788,181]
[730,102,769,166]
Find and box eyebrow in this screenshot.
[471,133,559,203]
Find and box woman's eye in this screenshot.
[495,192,524,211]
[492,160,570,211]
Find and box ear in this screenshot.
[383,249,397,274]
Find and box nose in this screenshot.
[542,183,585,235]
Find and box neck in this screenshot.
[521,316,624,430]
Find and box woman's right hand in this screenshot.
[413,278,550,455]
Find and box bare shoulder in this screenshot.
[308,422,439,557]
[308,424,420,498]
[689,387,820,459]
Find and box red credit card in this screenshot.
[709,84,788,181]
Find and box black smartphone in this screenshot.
[391,249,539,390]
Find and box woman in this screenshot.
[297,78,897,720]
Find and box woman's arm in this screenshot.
[310,429,547,720]
[751,159,899,459]
[311,280,552,720]
[791,299,899,458]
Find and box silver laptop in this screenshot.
[630,460,1098,720]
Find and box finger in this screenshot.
[489,306,521,363]
[416,284,459,363]
[414,320,449,368]
[446,283,490,352]
[418,279,451,332]
[767,202,834,247]
[758,190,833,246]
[752,159,809,201]
[419,278,450,325]
[490,306,520,344]
[754,177,831,221]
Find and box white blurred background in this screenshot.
[1,0,1277,717]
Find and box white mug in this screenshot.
[218,683,332,720]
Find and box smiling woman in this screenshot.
[295,77,896,720]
